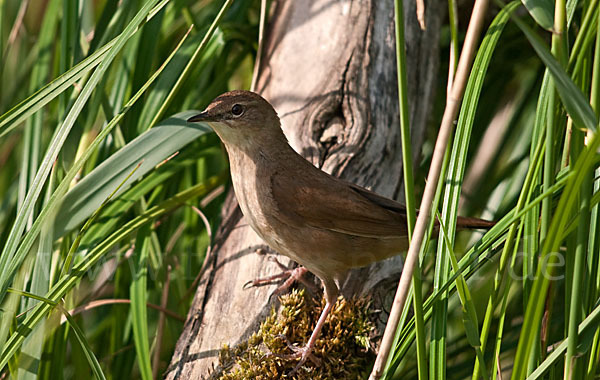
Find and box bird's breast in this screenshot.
[228,149,291,252]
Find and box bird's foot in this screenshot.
[243,257,319,298]
[274,334,320,375]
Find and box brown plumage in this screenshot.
[188,90,493,370]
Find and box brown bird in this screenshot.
[187,90,492,370]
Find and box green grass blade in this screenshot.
[0,177,222,371]
[527,300,600,379]
[58,305,108,380]
[514,15,598,131]
[16,7,61,371]
[137,28,224,132]
[87,0,120,53]
[392,164,572,370]
[76,145,221,251]
[430,3,519,378]
[0,0,164,298]
[60,162,143,279]
[568,1,598,72]
[18,178,56,380]
[0,38,113,138]
[521,0,554,30]
[0,0,174,139]
[487,135,545,380]
[54,112,211,237]
[392,0,425,378]
[511,130,600,379]
[130,226,153,380]
[147,0,234,129]
[7,288,107,380]
[0,23,191,301]
[437,213,489,380]
[58,0,80,119]
[585,10,600,378]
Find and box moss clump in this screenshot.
[217,289,375,379]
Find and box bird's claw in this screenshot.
[273,334,320,376]
[242,280,253,290]
[242,257,319,298]
[242,269,291,290]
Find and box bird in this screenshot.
[187,90,493,371]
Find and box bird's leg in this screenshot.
[283,279,340,374]
[243,256,319,296]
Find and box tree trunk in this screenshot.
[166,0,444,378]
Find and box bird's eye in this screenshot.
[231,104,244,116]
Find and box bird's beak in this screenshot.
[187,111,215,123]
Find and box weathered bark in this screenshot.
[166,1,443,378]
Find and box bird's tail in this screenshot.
[456,216,496,230]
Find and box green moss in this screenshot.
[217,289,375,379]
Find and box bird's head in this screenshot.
[187,90,285,150]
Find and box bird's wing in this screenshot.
[270,168,408,239]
